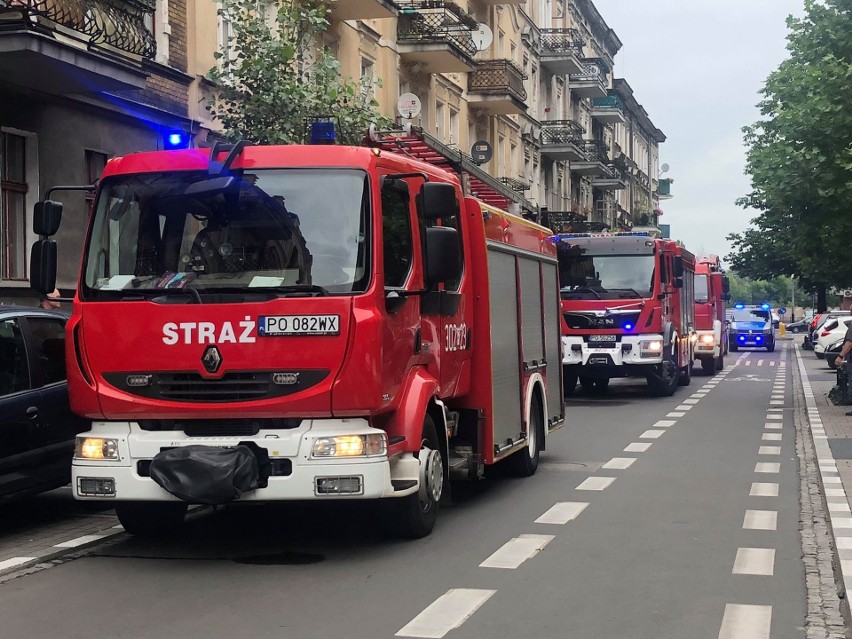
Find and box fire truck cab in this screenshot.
[30,133,564,539]
[555,232,696,397]
[693,255,730,374]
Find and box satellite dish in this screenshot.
[397,93,422,119]
[471,24,493,51]
[660,163,670,174]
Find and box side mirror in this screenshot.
[418,183,459,221]
[673,276,683,289]
[721,292,731,302]
[673,255,684,278]
[30,239,57,294]
[34,200,63,236]
[424,226,461,288]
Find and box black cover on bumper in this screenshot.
[150,444,269,505]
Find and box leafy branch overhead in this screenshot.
[207,0,393,145]
[727,0,852,305]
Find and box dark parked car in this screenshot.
[0,306,89,502]
[785,318,811,334]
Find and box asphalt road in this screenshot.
[0,344,808,639]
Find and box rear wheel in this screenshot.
[701,357,715,375]
[594,378,610,391]
[385,416,443,539]
[508,395,542,477]
[115,502,188,537]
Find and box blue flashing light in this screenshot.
[164,131,189,150]
[311,121,336,145]
[624,323,633,331]
[734,303,745,309]
[756,336,762,342]
[761,303,771,310]
[739,336,746,342]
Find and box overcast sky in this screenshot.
[591,0,804,262]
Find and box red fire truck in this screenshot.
[693,255,730,375]
[29,130,564,538]
[554,232,696,396]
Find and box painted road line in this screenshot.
[0,557,37,572]
[535,502,590,524]
[576,477,616,491]
[824,476,843,485]
[691,393,708,399]
[732,548,776,576]
[602,457,636,470]
[758,446,782,455]
[761,433,782,441]
[624,442,652,453]
[767,408,784,412]
[718,603,772,639]
[743,510,778,531]
[832,518,852,529]
[479,534,555,569]
[640,429,666,439]
[53,534,109,549]
[764,423,782,430]
[769,401,784,406]
[667,412,686,418]
[682,398,700,405]
[750,483,779,497]
[766,414,783,420]
[675,404,693,411]
[826,489,847,497]
[755,463,781,473]
[835,538,852,550]
[653,420,677,428]
[396,589,496,638]
[757,360,765,366]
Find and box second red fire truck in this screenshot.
[30,126,564,538]
[693,255,730,374]
[554,232,696,396]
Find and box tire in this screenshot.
[715,352,725,371]
[115,502,188,537]
[766,340,775,353]
[594,378,610,391]
[385,416,443,539]
[678,354,691,386]
[579,376,596,391]
[701,357,715,375]
[648,343,678,397]
[827,356,839,370]
[815,351,824,359]
[508,394,542,477]
[563,373,578,397]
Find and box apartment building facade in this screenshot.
[0,0,668,302]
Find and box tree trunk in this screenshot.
[817,284,827,312]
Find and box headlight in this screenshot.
[763,328,773,334]
[311,434,387,458]
[700,334,715,345]
[74,437,119,460]
[639,340,663,357]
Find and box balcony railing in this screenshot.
[569,58,607,85]
[499,176,531,192]
[591,95,622,111]
[468,59,527,101]
[0,0,155,58]
[581,140,610,164]
[397,1,478,58]
[540,28,584,56]
[540,120,585,146]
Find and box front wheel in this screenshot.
[766,340,775,353]
[648,344,678,397]
[115,502,188,537]
[715,352,725,371]
[701,357,715,375]
[385,416,443,539]
[508,395,543,477]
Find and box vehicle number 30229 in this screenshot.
[444,323,468,352]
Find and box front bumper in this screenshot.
[731,332,773,347]
[562,334,664,378]
[72,419,418,502]
[694,331,720,359]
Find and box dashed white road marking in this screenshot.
[53,534,109,549]
[624,442,652,453]
[602,457,636,470]
[757,360,765,366]
[683,399,700,405]
[769,401,784,406]
[835,538,852,550]
[832,518,852,529]
[0,557,36,571]
[479,534,555,569]
[396,589,496,638]
[667,412,686,418]
[761,433,782,441]
[732,548,775,576]
[766,414,783,420]
[758,446,782,455]
[675,404,693,411]
[718,603,772,639]
[653,420,677,428]
[576,477,616,491]
[826,488,846,497]
[535,502,589,524]
[640,429,666,439]
[750,482,779,497]
[743,509,778,530]
[764,423,782,430]
[755,463,780,473]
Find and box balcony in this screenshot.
[570,140,610,176]
[540,120,585,161]
[0,0,153,94]
[568,58,608,99]
[331,0,396,20]
[591,164,627,190]
[590,95,626,125]
[499,176,531,192]
[539,28,584,75]
[657,177,674,199]
[467,59,527,115]
[397,1,478,74]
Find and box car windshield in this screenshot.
[731,308,770,322]
[557,253,656,300]
[82,169,370,299]
[694,274,709,303]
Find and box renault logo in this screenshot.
[201,345,222,374]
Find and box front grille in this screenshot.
[564,311,640,330]
[138,418,302,434]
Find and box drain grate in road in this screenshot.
[828,439,852,460]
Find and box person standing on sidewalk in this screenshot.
[835,321,852,415]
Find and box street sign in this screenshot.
[778,307,786,315]
[471,140,493,164]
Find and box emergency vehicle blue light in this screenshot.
[761,303,771,310]
[164,131,188,149]
[624,323,633,331]
[739,336,746,342]
[734,303,745,309]
[756,336,762,342]
[311,121,336,145]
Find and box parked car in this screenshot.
[785,318,811,334]
[810,311,850,354]
[825,338,844,370]
[814,318,852,358]
[0,306,89,503]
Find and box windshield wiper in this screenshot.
[609,288,644,299]
[274,284,329,297]
[148,288,203,304]
[561,286,603,300]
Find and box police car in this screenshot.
[728,303,775,352]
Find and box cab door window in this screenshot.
[26,317,67,385]
[381,180,413,288]
[0,319,30,395]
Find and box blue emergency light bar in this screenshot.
[761,303,771,310]
[734,303,745,309]
[311,121,336,145]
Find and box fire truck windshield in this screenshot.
[695,274,709,303]
[82,169,370,299]
[558,254,655,300]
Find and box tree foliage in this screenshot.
[727,0,852,298]
[207,0,393,145]
[727,273,794,308]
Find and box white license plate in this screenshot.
[258,315,340,336]
[588,335,617,342]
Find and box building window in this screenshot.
[217,9,235,69]
[1,132,28,280]
[448,108,459,145]
[360,57,375,98]
[435,101,445,141]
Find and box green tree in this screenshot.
[727,0,852,311]
[207,0,393,145]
